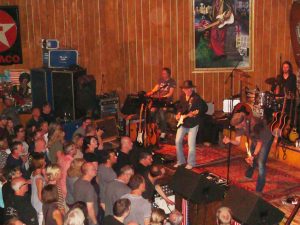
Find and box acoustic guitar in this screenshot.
[282,98,294,139]
[270,94,287,137]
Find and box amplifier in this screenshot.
[98,97,119,118]
[43,49,78,68]
[42,39,59,49]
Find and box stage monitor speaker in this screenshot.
[94,116,119,141]
[223,185,284,225]
[121,94,143,115]
[170,167,226,204]
[30,68,53,108]
[51,68,86,120]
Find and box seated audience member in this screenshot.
[33,138,51,165]
[167,210,183,225]
[104,198,131,225]
[31,153,46,225]
[64,207,86,225]
[41,102,56,124]
[57,142,77,197]
[4,217,25,225]
[66,158,85,206]
[4,177,38,225]
[74,162,99,225]
[104,165,133,216]
[1,95,20,126]
[0,137,10,169]
[150,208,167,225]
[6,141,29,178]
[0,114,8,139]
[42,184,63,225]
[122,174,151,225]
[135,152,153,175]
[72,134,84,159]
[13,125,29,156]
[48,123,65,163]
[45,164,66,214]
[73,117,92,137]
[98,149,117,209]
[143,165,174,205]
[113,137,133,174]
[26,107,44,131]
[1,167,23,207]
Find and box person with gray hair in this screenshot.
[167,210,183,225]
[4,177,38,225]
[64,208,86,225]
[104,165,133,216]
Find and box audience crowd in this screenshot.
[0,104,181,225]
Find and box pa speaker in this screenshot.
[30,68,53,108]
[170,167,226,204]
[51,68,86,120]
[94,116,119,141]
[223,185,284,225]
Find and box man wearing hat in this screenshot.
[223,112,274,193]
[174,80,207,169]
[2,95,20,126]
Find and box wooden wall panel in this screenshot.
[0,0,297,110]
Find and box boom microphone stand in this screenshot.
[224,60,241,184]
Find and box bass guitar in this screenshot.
[137,104,144,145]
[177,110,199,128]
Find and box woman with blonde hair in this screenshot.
[72,134,84,159]
[150,208,167,225]
[31,153,46,225]
[45,164,66,214]
[48,123,65,163]
[66,158,85,206]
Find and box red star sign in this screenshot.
[0,10,17,52]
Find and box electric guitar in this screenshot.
[270,93,287,137]
[137,104,144,144]
[197,11,234,32]
[289,92,299,142]
[177,110,199,128]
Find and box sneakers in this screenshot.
[185,164,193,170]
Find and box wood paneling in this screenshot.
[0,0,297,110]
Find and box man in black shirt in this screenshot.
[113,137,133,174]
[103,198,131,225]
[175,80,207,169]
[134,151,153,175]
[4,177,38,225]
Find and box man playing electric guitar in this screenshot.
[223,112,274,193]
[174,80,207,170]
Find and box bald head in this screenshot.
[81,162,97,180]
[121,136,133,153]
[35,138,46,153]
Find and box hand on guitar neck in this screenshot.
[176,110,199,128]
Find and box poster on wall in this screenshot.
[0,6,23,65]
[193,0,253,71]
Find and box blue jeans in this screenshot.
[245,136,273,192]
[175,125,199,166]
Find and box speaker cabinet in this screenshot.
[94,116,119,141]
[170,167,226,204]
[223,185,284,225]
[30,68,53,108]
[51,69,86,120]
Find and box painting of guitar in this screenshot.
[197,11,234,32]
[177,110,199,128]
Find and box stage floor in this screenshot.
[156,142,300,224]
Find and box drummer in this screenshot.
[146,67,176,141]
[274,61,297,115]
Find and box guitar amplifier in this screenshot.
[98,96,119,118]
[43,49,78,68]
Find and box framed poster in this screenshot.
[193,0,253,71]
[0,6,23,65]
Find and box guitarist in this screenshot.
[174,80,207,170]
[223,112,273,193]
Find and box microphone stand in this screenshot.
[225,60,241,184]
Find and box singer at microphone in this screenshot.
[145,67,177,141]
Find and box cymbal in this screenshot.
[265,77,277,85]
